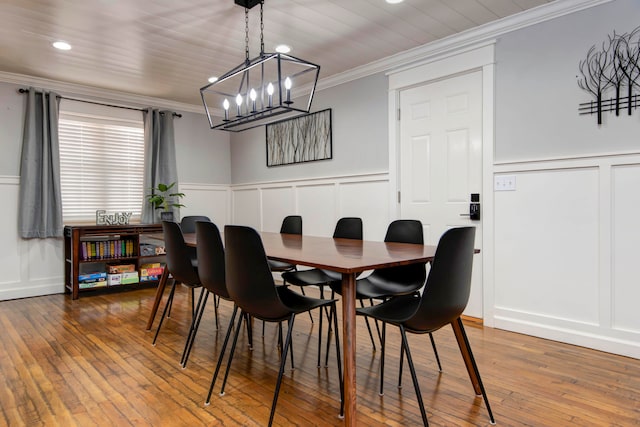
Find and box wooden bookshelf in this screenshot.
[64,224,164,299]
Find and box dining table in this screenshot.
[145,230,482,426]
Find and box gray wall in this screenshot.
[230,72,389,184]
[0,82,26,176]
[495,0,640,162]
[174,112,231,184]
[0,80,230,184]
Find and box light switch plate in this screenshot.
[494,175,516,191]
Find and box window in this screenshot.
[58,100,145,223]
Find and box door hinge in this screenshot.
[397,108,401,121]
[397,191,401,203]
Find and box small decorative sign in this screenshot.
[96,210,133,226]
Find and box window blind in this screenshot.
[58,111,145,223]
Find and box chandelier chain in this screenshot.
[244,7,250,63]
[260,1,265,55]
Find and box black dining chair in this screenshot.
[180,215,211,266]
[152,221,204,347]
[180,215,211,233]
[356,226,494,426]
[283,216,363,297]
[267,215,302,274]
[327,219,439,370]
[282,217,365,363]
[180,221,237,369]
[215,225,343,426]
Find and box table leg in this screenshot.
[342,272,357,426]
[146,268,169,331]
[451,317,482,395]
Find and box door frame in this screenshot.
[387,41,496,326]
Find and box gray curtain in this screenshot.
[141,109,179,224]
[18,87,63,238]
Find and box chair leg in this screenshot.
[181,290,208,368]
[152,280,178,345]
[268,314,296,427]
[379,321,386,396]
[399,325,429,426]
[167,279,176,318]
[213,295,220,330]
[244,313,253,350]
[219,310,246,397]
[370,298,383,344]
[205,305,238,405]
[429,332,442,372]
[359,299,377,351]
[453,318,495,424]
[190,287,195,317]
[398,339,405,389]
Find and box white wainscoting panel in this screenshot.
[261,187,296,232]
[180,183,230,227]
[338,180,390,241]
[231,189,261,229]
[611,164,640,334]
[297,184,338,237]
[232,173,390,241]
[494,167,600,323]
[0,176,64,300]
[492,156,640,359]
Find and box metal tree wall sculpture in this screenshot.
[578,26,640,124]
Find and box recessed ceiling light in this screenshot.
[275,44,291,54]
[386,0,404,4]
[52,41,72,50]
[208,76,218,83]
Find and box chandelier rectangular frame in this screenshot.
[200,52,320,132]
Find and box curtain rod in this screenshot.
[18,88,182,117]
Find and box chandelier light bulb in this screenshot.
[284,77,292,104]
[235,94,243,117]
[223,98,230,121]
[249,89,257,112]
[266,82,274,108]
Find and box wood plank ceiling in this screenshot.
[0,0,553,106]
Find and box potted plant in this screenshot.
[146,182,185,222]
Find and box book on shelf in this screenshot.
[80,238,136,261]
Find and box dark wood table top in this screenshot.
[178,231,438,272]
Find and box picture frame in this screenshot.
[266,108,332,167]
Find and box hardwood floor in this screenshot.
[1,286,639,426]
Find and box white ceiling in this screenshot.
[0,0,555,107]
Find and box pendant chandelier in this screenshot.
[200,0,320,132]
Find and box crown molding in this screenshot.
[0,71,204,114]
[317,0,613,91]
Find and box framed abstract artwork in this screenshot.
[266,108,332,167]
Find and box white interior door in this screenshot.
[399,70,483,318]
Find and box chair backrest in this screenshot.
[180,215,211,233]
[405,226,476,332]
[333,217,363,240]
[224,225,291,321]
[162,221,200,286]
[365,219,426,295]
[384,219,423,245]
[195,221,229,299]
[280,215,302,235]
